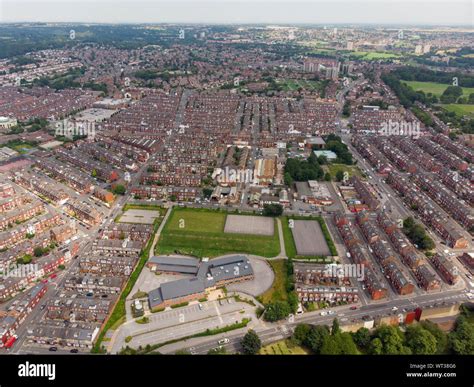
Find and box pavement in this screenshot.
[109,298,257,353]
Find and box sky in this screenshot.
[0,0,473,26]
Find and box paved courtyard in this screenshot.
[227,256,274,296]
[119,209,161,224]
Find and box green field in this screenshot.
[281,217,298,259]
[156,208,281,258]
[326,163,363,180]
[441,104,474,118]
[260,339,309,355]
[351,51,401,60]
[8,143,34,154]
[259,259,288,304]
[402,80,474,97]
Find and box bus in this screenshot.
[4,335,18,349]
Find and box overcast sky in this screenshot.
[1,0,473,26]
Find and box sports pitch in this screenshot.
[291,220,331,256]
[156,208,280,258]
[224,215,274,236]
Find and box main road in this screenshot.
[158,287,471,354]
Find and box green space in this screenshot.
[156,207,280,258]
[257,258,297,321]
[281,218,297,259]
[260,339,309,355]
[402,80,474,97]
[326,163,363,181]
[441,104,474,118]
[351,51,401,60]
[5,140,37,154]
[403,217,435,251]
[259,259,288,305]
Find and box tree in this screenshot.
[202,188,213,199]
[331,318,340,335]
[335,170,345,182]
[287,291,299,314]
[440,86,463,104]
[353,327,371,350]
[449,316,474,355]
[17,254,33,265]
[263,204,283,217]
[34,247,46,257]
[264,301,291,322]
[369,338,383,355]
[284,172,293,187]
[324,172,331,181]
[317,155,328,165]
[241,330,261,355]
[372,325,411,355]
[292,324,311,345]
[112,184,126,195]
[405,325,437,354]
[420,320,448,354]
[304,325,330,354]
[320,332,359,355]
[403,217,435,250]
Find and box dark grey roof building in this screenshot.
[147,255,254,309]
[148,255,200,275]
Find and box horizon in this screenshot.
[1,0,473,26]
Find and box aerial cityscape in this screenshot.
[0,1,472,383]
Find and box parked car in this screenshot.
[70,349,78,353]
